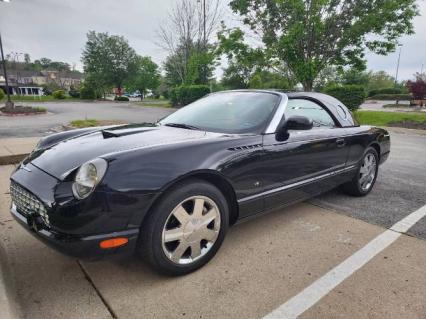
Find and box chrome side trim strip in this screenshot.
[264,93,289,134]
[238,165,357,203]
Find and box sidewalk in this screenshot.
[0,138,39,165]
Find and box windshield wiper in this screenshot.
[164,123,201,130]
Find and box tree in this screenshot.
[126,56,160,100]
[39,58,52,69]
[340,67,371,87]
[218,27,295,90]
[406,73,426,104]
[82,31,138,95]
[224,0,418,91]
[158,0,221,86]
[367,71,395,91]
[221,62,251,89]
[24,53,31,64]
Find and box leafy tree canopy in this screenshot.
[126,56,160,99]
[224,0,418,91]
[82,31,138,93]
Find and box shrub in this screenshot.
[80,86,96,100]
[367,94,412,101]
[170,85,210,107]
[52,90,66,99]
[114,96,130,101]
[0,88,5,100]
[68,86,80,98]
[406,77,426,100]
[323,85,366,111]
[368,87,402,97]
[169,88,178,106]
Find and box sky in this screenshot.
[0,0,425,81]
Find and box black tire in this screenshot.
[341,147,379,197]
[138,179,229,276]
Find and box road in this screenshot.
[0,101,174,137]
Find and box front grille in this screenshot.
[10,181,49,225]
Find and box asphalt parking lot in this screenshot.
[0,129,425,319]
[0,101,174,137]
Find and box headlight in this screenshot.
[72,158,108,199]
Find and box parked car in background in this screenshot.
[9,90,390,275]
[129,92,142,98]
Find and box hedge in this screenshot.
[323,85,366,111]
[68,87,80,98]
[52,89,66,99]
[368,87,403,97]
[80,86,96,100]
[170,85,210,107]
[114,96,130,101]
[367,94,412,101]
[0,88,4,100]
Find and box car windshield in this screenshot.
[159,91,280,134]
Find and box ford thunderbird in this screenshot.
[10,90,390,275]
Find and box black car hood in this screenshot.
[27,124,218,179]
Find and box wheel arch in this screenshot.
[368,142,381,161]
[140,170,240,229]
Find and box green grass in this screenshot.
[70,119,100,128]
[354,110,426,127]
[136,100,171,108]
[33,106,47,112]
[382,104,411,108]
[143,97,168,102]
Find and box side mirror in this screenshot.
[276,115,313,141]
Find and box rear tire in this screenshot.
[341,147,379,197]
[138,179,229,276]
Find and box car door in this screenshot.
[259,98,351,211]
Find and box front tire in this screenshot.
[342,147,379,197]
[139,179,229,276]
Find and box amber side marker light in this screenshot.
[100,238,129,249]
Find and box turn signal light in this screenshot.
[99,238,129,249]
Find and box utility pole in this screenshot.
[0,32,13,108]
[0,0,13,108]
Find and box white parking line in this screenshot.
[263,204,426,319]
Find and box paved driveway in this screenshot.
[0,101,174,137]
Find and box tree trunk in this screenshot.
[303,81,313,92]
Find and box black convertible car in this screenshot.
[10,90,390,275]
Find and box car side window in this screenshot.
[285,99,337,129]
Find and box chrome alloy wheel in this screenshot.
[162,196,221,265]
[359,153,377,191]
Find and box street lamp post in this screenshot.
[0,0,14,108]
[394,44,403,106]
[394,44,403,86]
[197,0,207,84]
